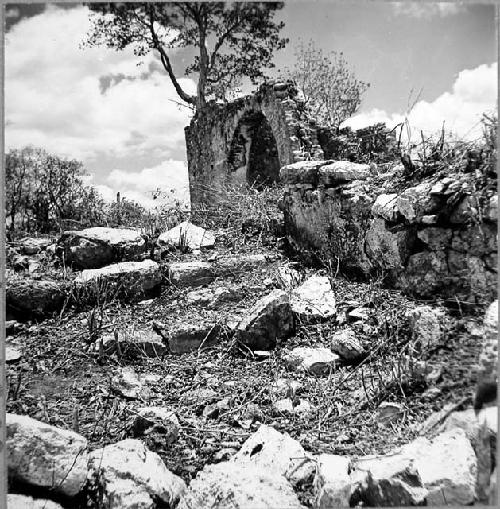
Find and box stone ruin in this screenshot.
[186,81,497,305]
[185,80,323,203]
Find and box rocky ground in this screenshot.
[5,213,497,508]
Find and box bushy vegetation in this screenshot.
[284,39,369,130]
[5,146,152,238]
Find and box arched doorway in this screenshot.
[227,111,280,187]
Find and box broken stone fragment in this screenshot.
[284,347,339,375]
[330,328,366,363]
[88,439,186,509]
[98,328,166,358]
[376,402,405,425]
[273,398,314,416]
[158,221,216,251]
[235,290,294,350]
[111,367,152,400]
[313,454,352,508]
[132,406,179,443]
[6,413,88,498]
[371,193,398,222]
[406,304,447,351]
[270,378,303,399]
[291,275,336,321]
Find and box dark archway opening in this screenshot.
[228,111,280,187]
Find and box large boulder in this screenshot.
[87,439,186,509]
[73,260,161,302]
[290,275,336,321]
[235,290,294,350]
[434,409,493,502]
[177,461,305,509]
[400,428,478,505]
[158,221,215,251]
[6,276,66,319]
[58,227,146,269]
[6,413,88,497]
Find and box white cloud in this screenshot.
[392,2,466,18]
[92,160,190,210]
[5,5,195,163]
[342,62,497,142]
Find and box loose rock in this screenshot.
[132,407,180,443]
[235,290,294,350]
[158,221,216,251]
[291,275,336,321]
[330,328,366,363]
[284,347,339,375]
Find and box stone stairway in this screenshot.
[5,224,498,508]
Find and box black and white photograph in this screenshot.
[3,1,498,507]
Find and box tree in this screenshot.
[85,2,288,110]
[5,147,107,234]
[286,40,369,130]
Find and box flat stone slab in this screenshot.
[8,495,64,509]
[280,160,331,185]
[319,161,370,186]
[168,261,215,287]
[75,259,161,298]
[58,227,146,269]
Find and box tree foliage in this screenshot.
[85,2,288,109]
[286,40,369,129]
[5,147,106,234]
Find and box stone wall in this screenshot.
[281,160,497,304]
[317,123,399,164]
[185,81,324,204]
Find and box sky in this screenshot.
[4,1,498,209]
